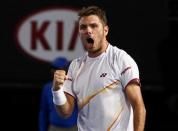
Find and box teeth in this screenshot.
[87,38,94,44]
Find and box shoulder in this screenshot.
[69,54,87,70]
[107,44,138,70]
[107,44,128,62]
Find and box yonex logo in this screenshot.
[100,73,107,77]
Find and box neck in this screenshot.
[88,41,109,58]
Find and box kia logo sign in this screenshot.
[15,7,85,62]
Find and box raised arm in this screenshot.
[52,70,75,118]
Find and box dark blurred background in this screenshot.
[1,0,178,130]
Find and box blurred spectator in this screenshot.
[39,57,78,131]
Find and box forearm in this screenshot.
[55,97,73,118]
[52,70,75,118]
[52,89,75,118]
[133,105,146,131]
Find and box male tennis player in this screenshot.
[52,5,146,131]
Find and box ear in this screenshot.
[104,25,109,36]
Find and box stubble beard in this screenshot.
[87,40,104,57]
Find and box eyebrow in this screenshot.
[79,23,98,27]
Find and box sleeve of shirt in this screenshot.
[118,51,140,89]
[63,59,77,98]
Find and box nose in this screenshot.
[86,27,92,35]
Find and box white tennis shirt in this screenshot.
[63,44,140,131]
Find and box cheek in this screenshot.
[96,30,105,39]
[80,36,85,41]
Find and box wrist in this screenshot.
[52,88,67,105]
[52,85,61,91]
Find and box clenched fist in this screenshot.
[53,70,66,91]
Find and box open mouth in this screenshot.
[86,37,94,44]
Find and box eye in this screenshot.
[79,25,87,30]
[90,23,98,28]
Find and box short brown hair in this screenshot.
[78,5,107,25]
